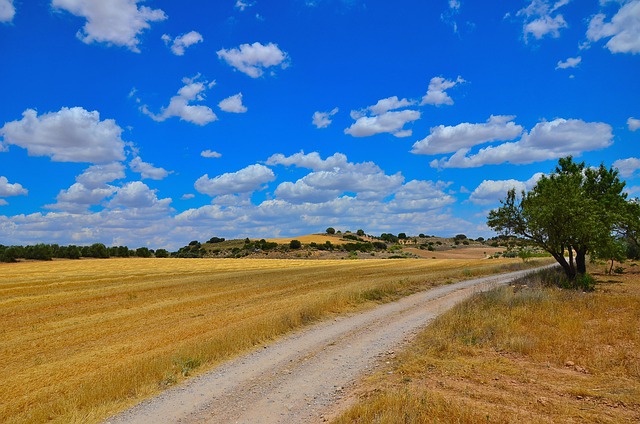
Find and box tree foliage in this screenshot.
[488,157,638,285]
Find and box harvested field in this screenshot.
[407,246,504,260]
[1,257,530,423]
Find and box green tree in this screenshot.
[289,239,302,249]
[136,247,152,258]
[326,227,336,235]
[356,229,365,236]
[488,157,635,283]
[155,248,170,258]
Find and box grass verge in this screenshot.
[333,263,640,423]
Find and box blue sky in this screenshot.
[0,0,638,249]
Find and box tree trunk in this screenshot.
[552,251,576,281]
[576,248,587,275]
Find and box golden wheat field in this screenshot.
[0,257,530,424]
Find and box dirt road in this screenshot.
[105,267,546,424]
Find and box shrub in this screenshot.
[289,240,302,249]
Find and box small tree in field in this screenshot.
[326,227,336,235]
[488,157,637,286]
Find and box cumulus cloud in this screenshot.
[0,0,15,23]
[201,150,222,158]
[516,0,570,41]
[218,93,248,113]
[267,151,358,171]
[161,31,203,56]
[345,96,420,138]
[108,181,171,210]
[141,75,218,125]
[613,157,640,178]
[46,163,125,212]
[0,176,27,197]
[556,56,582,69]
[421,76,465,106]
[469,173,544,204]
[363,96,416,115]
[387,180,455,212]
[312,107,339,129]
[129,156,170,180]
[217,42,289,78]
[51,0,167,52]
[0,107,126,163]
[587,1,640,54]
[195,164,275,197]
[75,162,126,189]
[628,117,640,131]
[269,151,404,203]
[412,115,524,155]
[48,183,117,213]
[429,118,613,169]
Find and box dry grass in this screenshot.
[333,263,640,423]
[0,257,532,424]
[264,234,349,245]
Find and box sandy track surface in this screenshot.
[105,267,547,424]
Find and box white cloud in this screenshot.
[412,115,524,155]
[556,56,582,69]
[269,151,404,203]
[420,76,465,106]
[130,156,170,180]
[469,173,544,205]
[274,181,342,204]
[613,157,640,178]
[217,42,289,78]
[441,0,462,33]
[108,181,172,210]
[430,118,613,169]
[46,163,125,212]
[345,110,420,138]
[235,0,255,11]
[587,1,640,54]
[141,75,218,125]
[0,176,27,197]
[76,162,126,189]
[364,96,416,115]
[48,183,116,212]
[345,97,421,138]
[387,180,455,212]
[0,0,15,23]
[195,164,275,196]
[51,0,167,52]
[628,117,640,131]
[267,151,380,173]
[201,150,222,158]
[0,199,8,206]
[218,93,248,113]
[516,0,570,41]
[312,107,339,129]
[181,193,195,200]
[161,31,203,56]
[0,107,126,163]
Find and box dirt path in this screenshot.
[105,267,548,424]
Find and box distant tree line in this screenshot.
[0,243,169,263]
